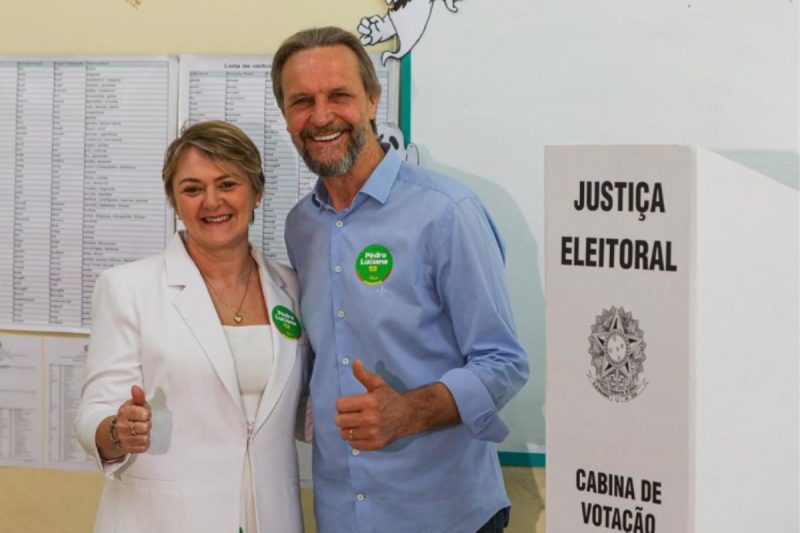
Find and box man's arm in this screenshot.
[335,360,459,451]
[335,196,528,450]
[428,196,529,440]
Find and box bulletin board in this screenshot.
[0,1,396,531]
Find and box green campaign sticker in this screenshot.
[271,305,301,339]
[355,244,393,285]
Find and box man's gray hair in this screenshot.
[271,26,382,113]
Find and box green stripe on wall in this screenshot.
[400,53,412,142]
[498,452,546,468]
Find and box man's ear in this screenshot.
[369,90,380,120]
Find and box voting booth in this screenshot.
[545,146,798,532]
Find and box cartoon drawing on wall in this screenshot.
[358,0,462,64]
[378,122,419,165]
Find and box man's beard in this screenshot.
[296,122,367,178]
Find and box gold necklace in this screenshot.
[200,257,254,324]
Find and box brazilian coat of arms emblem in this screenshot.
[587,307,648,402]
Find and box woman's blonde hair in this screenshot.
[162,120,265,208]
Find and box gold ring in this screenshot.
[348,428,354,441]
[131,424,137,437]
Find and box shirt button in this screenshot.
[335,220,344,228]
[341,357,350,366]
[352,449,360,456]
[337,310,345,319]
[334,265,342,273]
[356,493,365,502]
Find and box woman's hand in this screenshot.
[96,385,152,461]
[115,385,152,453]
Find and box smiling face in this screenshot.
[173,147,260,256]
[280,45,379,179]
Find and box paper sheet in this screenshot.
[44,336,95,471]
[0,57,178,333]
[0,334,42,467]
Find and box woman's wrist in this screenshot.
[109,415,122,450]
[96,415,125,462]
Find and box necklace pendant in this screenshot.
[233,313,243,324]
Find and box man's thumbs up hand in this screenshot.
[334,360,412,451]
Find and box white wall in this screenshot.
[408,0,798,452]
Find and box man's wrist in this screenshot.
[402,383,460,436]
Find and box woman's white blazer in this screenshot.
[76,233,310,533]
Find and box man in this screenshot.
[273,27,529,533]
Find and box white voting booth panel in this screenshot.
[545,146,798,533]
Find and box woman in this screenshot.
[76,120,309,533]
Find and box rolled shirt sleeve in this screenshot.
[434,197,529,442]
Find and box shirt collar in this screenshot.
[310,146,402,211]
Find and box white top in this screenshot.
[223,325,273,423]
[223,325,273,533]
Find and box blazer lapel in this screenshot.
[164,233,244,413]
[253,254,300,433]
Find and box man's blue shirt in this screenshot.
[285,148,529,533]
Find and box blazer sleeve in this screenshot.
[272,259,314,444]
[75,268,143,476]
